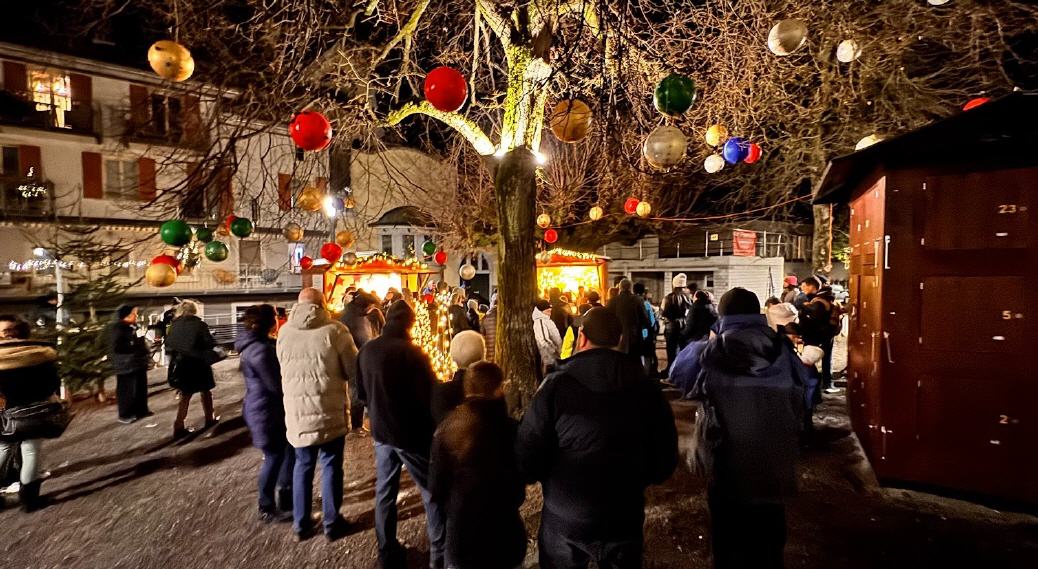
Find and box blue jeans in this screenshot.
[374,442,446,567]
[258,442,294,511]
[0,439,41,485]
[292,436,345,532]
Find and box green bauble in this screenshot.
[194,227,214,243]
[204,241,229,262]
[230,217,254,238]
[421,240,437,256]
[159,220,193,247]
[653,73,697,116]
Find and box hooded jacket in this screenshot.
[799,286,837,346]
[0,339,60,409]
[339,298,375,349]
[516,348,678,537]
[684,297,719,342]
[691,314,806,503]
[236,329,287,451]
[106,316,150,376]
[356,302,438,453]
[532,308,563,368]
[276,302,358,448]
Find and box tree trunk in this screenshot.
[494,148,539,414]
[811,203,833,275]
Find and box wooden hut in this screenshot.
[814,93,1038,504]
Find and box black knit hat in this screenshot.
[581,307,622,348]
[115,304,136,321]
[718,288,760,316]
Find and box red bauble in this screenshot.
[320,242,343,263]
[300,256,314,270]
[544,229,559,244]
[744,143,762,164]
[962,97,990,111]
[151,254,181,273]
[424,67,468,112]
[434,250,448,265]
[623,198,640,215]
[289,111,333,151]
[224,214,237,233]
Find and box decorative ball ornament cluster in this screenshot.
[424,67,468,112]
[160,220,193,247]
[768,19,808,56]
[148,40,195,82]
[653,74,697,116]
[204,241,229,262]
[543,229,559,244]
[536,213,552,229]
[146,262,178,287]
[643,125,688,170]
[283,222,304,242]
[459,263,477,281]
[636,201,652,218]
[289,111,333,151]
[588,206,604,221]
[320,242,343,263]
[549,99,593,143]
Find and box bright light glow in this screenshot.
[855,134,885,150]
[534,151,548,165]
[494,147,507,158]
[32,247,49,258]
[537,265,603,297]
[323,195,338,217]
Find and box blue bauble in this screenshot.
[722,137,749,164]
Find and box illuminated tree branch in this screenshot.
[384,101,496,156]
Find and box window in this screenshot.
[28,67,71,128]
[1,147,19,176]
[239,240,262,275]
[150,94,183,139]
[402,234,415,257]
[104,159,139,201]
[381,234,394,255]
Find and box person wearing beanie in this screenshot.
[660,274,693,378]
[689,287,808,569]
[517,307,678,569]
[356,300,446,569]
[106,304,152,424]
[432,330,486,424]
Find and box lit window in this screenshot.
[402,234,415,257]
[104,159,139,201]
[381,234,394,255]
[29,67,72,128]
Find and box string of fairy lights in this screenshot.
[411,290,458,383]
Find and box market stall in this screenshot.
[535,248,609,298]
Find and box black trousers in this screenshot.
[538,515,642,569]
[664,328,686,377]
[707,488,786,569]
[116,370,150,420]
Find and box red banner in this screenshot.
[732,230,758,257]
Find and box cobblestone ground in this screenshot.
[2,348,1036,569]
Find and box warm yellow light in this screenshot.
[589,206,603,221]
[355,272,401,300]
[636,201,652,217]
[537,265,602,296]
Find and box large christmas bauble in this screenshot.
[836,39,861,63]
[544,229,559,244]
[653,74,697,116]
[589,206,604,221]
[151,254,181,273]
[194,227,214,243]
[283,222,304,242]
[300,256,314,270]
[434,251,448,265]
[636,201,652,217]
[422,240,437,256]
[722,137,749,164]
[320,242,343,263]
[342,252,358,265]
[643,125,688,170]
[160,220,193,247]
[230,217,254,238]
[148,40,194,82]
[705,124,729,147]
[289,111,332,151]
[459,264,477,281]
[549,99,593,143]
[704,154,726,173]
[624,197,640,215]
[745,143,763,164]
[296,186,324,212]
[768,19,808,56]
[536,213,552,229]
[424,67,468,112]
[335,230,355,248]
[145,262,177,287]
[204,241,229,262]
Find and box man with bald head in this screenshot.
[277,287,358,541]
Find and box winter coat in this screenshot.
[684,298,719,342]
[550,299,572,338]
[479,308,497,362]
[431,370,465,425]
[236,329,287,452]
[449,305,470,337]
[690,314,807,503]
[798,287,837,347]
[466,308,481,333]
[532,308,563,369]
[106,320,150,375]
[661,289,692,331]
[669,339,708,396]
[780,288,799,305]
[0,339,60,409]
[516,348,678,538]
[165,315,218,394]
[366,306,385,338]
[356,303,437,454]
[607,290,652,355]
[340,301,375,349]
[431,398,526,569]
[276,302,358,448]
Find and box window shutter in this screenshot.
[217,166,234,219]
[69,73,92,102]
[2,61,27,93]
[129,84,149,129]
[278,173,292,211]
[138,157,156,201]
[182,94,203,146]
[18,145,41,178]
[82,151,103,199]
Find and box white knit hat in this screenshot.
[450,330,486,369]
[673,273,688,288]
[768,302,799,327]
[801,345,825,366]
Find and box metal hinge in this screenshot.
[883,235,891,270]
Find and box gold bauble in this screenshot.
[536,213,551,229]
[296,186,323,212]
[636,201,652,217]
[283,222,304,242]
[335,230,355,248]
[588,206,604,221]
[549,99,593,143]
[768,19,808,57]
[147,40,195,82]
[705,124,729,147]
[145,263,177,287]
[213,268,238,285]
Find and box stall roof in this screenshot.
[814,93,1038,205]
[536,248,610,266]
[368,206,435,228]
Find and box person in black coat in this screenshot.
[356,301,446,569]
[236,304,294,523]
[106,304,152,424]
[605,278,652,358]
[797,277,839,390]
[684,290,719,343]
[431,361,525,569]
[516,307,678,569]
[690,288,807,569]
[164,300,220,439]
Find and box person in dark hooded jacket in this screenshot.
[684,290,719,343]
[106,304,152,424]
[517,307,678,569]
[797,276,838,390]
[236,304,294,523]
[606,278,652,358]
[690,287,807,569]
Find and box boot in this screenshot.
[276,487,293,513]
[18,479,44,513]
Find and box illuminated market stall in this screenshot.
[536,248,609,297]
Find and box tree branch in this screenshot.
[372,0,431,70]
[384,101,496,155]
[477,0,510,47]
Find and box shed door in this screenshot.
[920,276,1027,353]
[923,170,1032,250]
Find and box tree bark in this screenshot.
[812,203,833,275]
[494,148,539,414]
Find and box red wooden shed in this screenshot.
[814,93,1038,504]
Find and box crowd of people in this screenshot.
[0,272,846,569]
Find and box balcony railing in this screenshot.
[0,90,97,136]
[0,175,54,217]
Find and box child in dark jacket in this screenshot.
[430,362,526,569]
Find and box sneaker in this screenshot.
[294,525,316,542]
[824,387,842,394]
[117,416,138,425]
[173,426,191,440]
[0,482,20,495]
[203,416,221,430]
[324,517,350,541]
[258,508,292,524]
